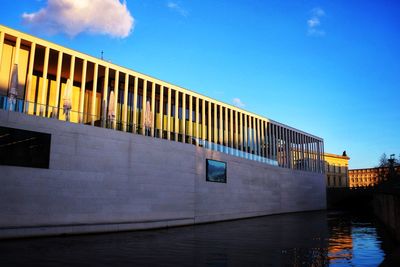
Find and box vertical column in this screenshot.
[261,120,265,158]
[132,77,138,132]
[40,47,50,116]
[113,71,119,129]
[167,87,171,140]
[102,66,109,127]
[189,95,193,141]
[67,55,75,119]
[159,85,164,138]
[122,73,129,132]
[142,80,148,135]
[229,109,233,148]
[213,103,218,144]
[224,107,228,147]
[207,101,211,143]
[271,124,275,161]
[201,99,206,141]
[54,52,63,118]
[151,82,156,136]
[79,59,87,123]
[174,90,179,140]
[219,105,223,145]
[25,43,36,113]
[0,31,4,65]
[182,93,186,142]
[257,118,261,156]
[239,112,243,151]
[234,110,238,149]
[244,115,248,153]
[91,63,98,125]
[195,97,199,143]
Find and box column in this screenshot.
[14,37,21,64]
[213,103,218,144]
[239,112,243,151]
[174,90,179,140]
[151,82,156,136]
[102,66,109,127]
[219,105,223,145]
[54,51,63,118]
[261,120,265,157]
[142,80,147,135]
[234,110,238,149]
[91,63,98,125]
[207,102,211,143]
[159,85,164,138]
[224,107,228,147]
[79,59,87,123]
[24,42,36,113]
[40,46,50,116]
[229,109,233,148]
[195,97,199,143]
[113,70,119,129]
[189,95,193,141]
[271,124,275,161]
[132,76,138,132]
[182,92,186,142]
[167,87,171,140]
[244,115,248,153]
[0,31,4,66]
[201,99,206,141]
[257,118,261,156]
[67,55,75,119]
[122,73,129,132]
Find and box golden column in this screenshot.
[91,63,98,126]
[102,66,109,126]
[167,87,171,140]
[54,51,63,118]
[79,59,87,123]
[189,95,193,141]
[151,82,156,136]
[113,70,119,130]
[142,80,147,135]
[182,92,186,142]
[122,73,129,132]
[40,46,49,116]
[0,31,4,65]
[132,76,138,132]
[159,85,164,138]
[174,90,179,140]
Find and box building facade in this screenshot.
[324,152,350,188]
[349,166,400,188]
[0,25,326,238]
[0,25,324,171]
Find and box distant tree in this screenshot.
[378,153,388,167]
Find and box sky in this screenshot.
[1,0,399,168]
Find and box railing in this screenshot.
[0,96,279,166]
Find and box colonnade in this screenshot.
[0,26,324,173]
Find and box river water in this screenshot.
[0,211,399,266]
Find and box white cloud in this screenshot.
[22,0,134,38]
[167,1,188,17]
[307,7,325,37]
[232,98,245,108]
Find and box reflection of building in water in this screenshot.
[328,230,353,262]
[348,166,400,188]
[324,151,350,188]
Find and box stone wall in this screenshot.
[0,110,326,238]
[373,193,400,242]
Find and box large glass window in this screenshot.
[0,126,51,169]
[206,159,227,183]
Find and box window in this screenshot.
[0,126,51,169]
[206,159,227,183]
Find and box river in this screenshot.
[0,211,399,266]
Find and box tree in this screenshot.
[378,153,388,167]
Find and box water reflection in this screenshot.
[0,211,397,266]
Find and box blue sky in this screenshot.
[1,0,399,168]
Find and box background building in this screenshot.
[324,151,350,188]
[349,166,400,188]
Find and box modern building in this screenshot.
[0,25,326,238]
[324,152,350,188]
[348,166,400,188]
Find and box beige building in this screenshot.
[348,166,400,188]
[324,152,350,188]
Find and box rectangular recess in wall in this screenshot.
[0,126,51,169]
[206,159,227,183]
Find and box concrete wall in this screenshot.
[373,193,400,242]
[0,110,326,239]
